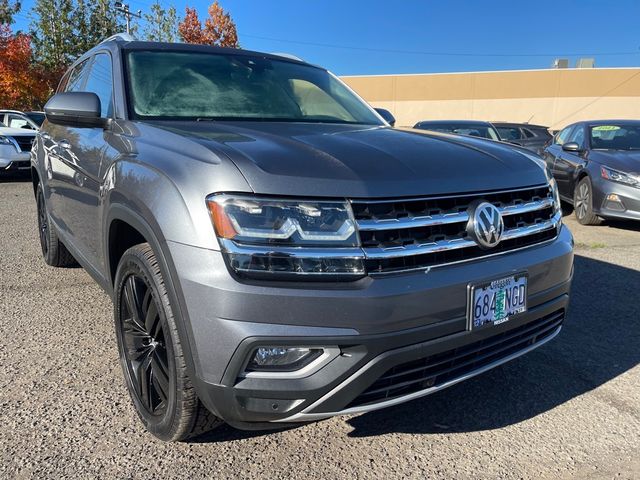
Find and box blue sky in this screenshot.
[11,0,640,75]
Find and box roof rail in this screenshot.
[270,52,304,62]
[100,33,136,44]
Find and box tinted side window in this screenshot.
[65,59,91,92]
[522,128,535,138]
[532,127,552,140]
[497,127,522,140]
[554,126,574,145]
[83,53,114,118]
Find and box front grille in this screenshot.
[11,135,34,152]
[351,185,560,274]
[348,309,564,408]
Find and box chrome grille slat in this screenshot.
[363,212,560,259]
[352,185,560,274]
[356,197,554,231]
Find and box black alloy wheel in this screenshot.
[120,274,170,416]
[36,185,49,258]
[35,183,76,267]
[114,243,222,441]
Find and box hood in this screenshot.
[151,121,548,199]
[588,150,640,175]
[0,126,37,136]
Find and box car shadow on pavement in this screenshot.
[0,172,31,183]
[346,254,640,437]
[604,219,640,232]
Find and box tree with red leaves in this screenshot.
[178,1,239,47]
[0,24,53,110]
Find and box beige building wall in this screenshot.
[341,68,640,130]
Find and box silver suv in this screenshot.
[32,36,574,441]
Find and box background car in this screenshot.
[493,122,552,154]
[0,121,36,174]
[0,110,42,130]
[413,120,501,141]
[542,120,640,225]
[24,111,46,127]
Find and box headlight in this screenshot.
[0,135,14,145]
[207,195,365,279]
[601,166,639,188]
[549,177,562,214]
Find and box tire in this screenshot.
[561,201,574,216]
[35,183,77,267]
[573,177,603,226]
[114,243,222,441]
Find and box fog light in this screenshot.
[245,347,323,372]
[604,194,625,211]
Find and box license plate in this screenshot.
[468,274,527,329]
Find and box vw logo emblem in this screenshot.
[467,201,504,249]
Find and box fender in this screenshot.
[104,204,212,409]
[570,164,590,199]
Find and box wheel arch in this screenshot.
[570,167,591,199]
[105,204,204,400]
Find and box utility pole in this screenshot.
[114,1,142,35]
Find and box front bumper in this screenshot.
[591,174,640,221]
[0,145,30,171]
[167,225,573,428]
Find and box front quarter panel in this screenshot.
[103,121,252,254]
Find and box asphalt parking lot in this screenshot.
[1,174,639,479]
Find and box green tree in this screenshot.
[30,0,75,70]
[87,0,124,44]
[71,0,92,55]
[143,1,179,42]
[0,0,21,24]
[31,0,127,71]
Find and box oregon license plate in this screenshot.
[468,274,527,329]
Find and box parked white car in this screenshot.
[0,110,42,131]
[0,123,36,174]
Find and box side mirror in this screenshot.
[562,142,582,152]
[44,92,108,128]
[374,108,396,127]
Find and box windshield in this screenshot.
[417,123,500,140]
[125,50,382,125]
[26,112,45,126]
[590,125,640,150]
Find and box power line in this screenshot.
[241,33,640,58]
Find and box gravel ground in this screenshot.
[1,175,639,479]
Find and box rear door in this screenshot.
[43,58,92,227]
[543,125,574,197]
[45,52,115,273]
